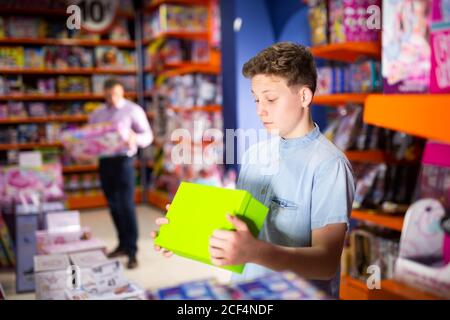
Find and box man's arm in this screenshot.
[131,105,153,148]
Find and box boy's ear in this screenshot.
[298,86,313,109]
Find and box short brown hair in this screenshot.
[103,78,124,90]
[242,42,317,94]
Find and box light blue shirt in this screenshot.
[231,124,355,299]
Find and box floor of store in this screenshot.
[0,205,231,300]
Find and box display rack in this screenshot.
[0,4,143,210]
[143,0,222,208]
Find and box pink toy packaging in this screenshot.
[430,0,450,93]
[395,198,450,299]
[382,0,432,93]
[61,122,130,162]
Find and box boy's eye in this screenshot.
[254,100,259,103]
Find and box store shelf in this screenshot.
[371,279,443,300]
[351,210,404,232]
[0,38,135,48]
[340,275,442,300]
[146,0,208,12]
[0,142,62,150]
[0,8,134,18]
[0,68,137,75]
[364,94,450,144]
[169,105,222,113]
[311,41,381,62]
[314,94,368,106]
[63,161,140,173]
[0,92,137,101]
[160,64,220,78]
[0,115,88,124]
[345,150,390,164]
[147,189,170,210]
[144,62,212,73]
[143,31,209,45]
[340,275,370,300]
[67,189,142,210]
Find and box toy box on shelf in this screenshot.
[382,0,431,93]
[394,198,450,299]
[430,0,450,93]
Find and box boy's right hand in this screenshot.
[151,204,173,257]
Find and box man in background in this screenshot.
[89,78,153,269]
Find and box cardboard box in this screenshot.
[34,254,70,300]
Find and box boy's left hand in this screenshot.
[209,214,258,266]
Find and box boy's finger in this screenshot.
[212,229,233,240]
[163,251,173,257]
[211,258,225,266]
[165,203,171,211]
[154,245,161,251]
[209,237,228,249]
[227,214,249,232]
[150,231,157,238]
[156,217,169,225]
[209,246,225,258]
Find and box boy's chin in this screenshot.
[265,127,281,136]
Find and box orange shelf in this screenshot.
[145,62,211,73]
[345,150,390,163]
[67,189,142,210]
[0,92,137,101]
[63,161,140,173]
[143,31,209,45]
[0,8,134,18]
[351,210,404,232]
[0,142,62,150]
[0,38,135,48]
[314,94,368,106]
[0,68,136,75]
[160,64,220,78]
[340,275,442,300]
[147,189,170,210]
[364,94,450,144]
[371,279,443,300]
[146,0,208,12]
[168,105,222,113]
[0,115,88,124]
[311,42,381,63]
[340,275,370,300]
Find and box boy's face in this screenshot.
[251,74,309,139]
[104,84,125,108]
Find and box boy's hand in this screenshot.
[209,214,258,266]
[128,130,137,149]
[150,204,173,257]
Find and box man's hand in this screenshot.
[150,204,173,257]
[128,130,137,149]
[209,214,258,266]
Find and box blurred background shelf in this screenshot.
[351,210,404,232]
[311,41,381,63]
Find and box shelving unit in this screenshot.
[364,94,450,144]
[67,188,143,210]
[0,93,137,101]
[311,41,381,62]
[314,93,368,106]
[351,210,404,232]
[340,275,441,300]
[0,68,137,75]
[0,3,144,211]
[143,0,222,208]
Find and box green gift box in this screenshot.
[154,181,269,273]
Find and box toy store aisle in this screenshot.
[0,205,231,300]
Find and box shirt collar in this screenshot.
[108,98,126,109]
[280,123,321,149]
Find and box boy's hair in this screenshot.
[103,78,124,90]
[242,42,317,94]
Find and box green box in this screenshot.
[154,182,269,273]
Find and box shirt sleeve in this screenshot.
[131,105,153,148]
[311,156,355,230]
